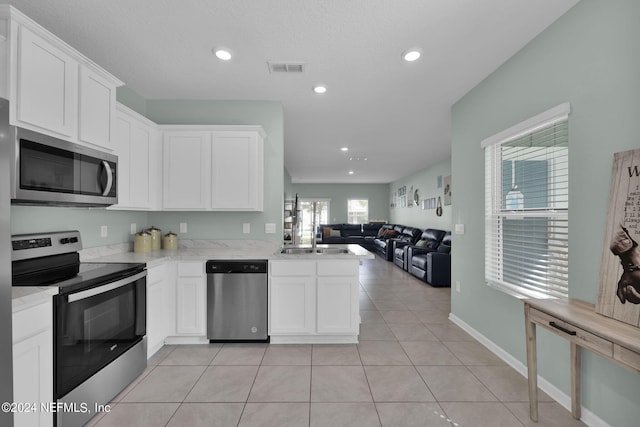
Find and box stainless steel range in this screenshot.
[11,230,147,427]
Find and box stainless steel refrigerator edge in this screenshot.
[0,98,15,426]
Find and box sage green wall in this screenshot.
[145,100,284,240]
[389,158,452,230]
[451,0,640,425]
[289,183,389,224]
[10,206,147,248]
[116,86,147,116]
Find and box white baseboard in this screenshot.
[448,313,609,427]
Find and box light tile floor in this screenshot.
[87,256,586,427]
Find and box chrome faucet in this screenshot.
[311,201,317,250]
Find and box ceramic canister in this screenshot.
[133,231,152,253]
[147,226,162,251]
[163,231,178,250]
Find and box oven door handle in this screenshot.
[67,271,147,302]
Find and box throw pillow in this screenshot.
[330,229,341,237]
[377,227,386,238]
[415,239,427,247]
[382,229,398,238]
[323,227,332,238]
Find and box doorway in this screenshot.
[298,199,330,244]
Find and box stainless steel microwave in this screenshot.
[0,100,118,207]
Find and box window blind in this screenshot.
[484,104,569,299]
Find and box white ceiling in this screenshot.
[2,0,578,183]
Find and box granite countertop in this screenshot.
[12,240,374,308]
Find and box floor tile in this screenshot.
[211,343,267,365]
[360,310,386,324]
[400,341,462,365]
[505,401,587,426]
[376,402,453,427]
[425,323,474,341]
[261,344,312,365]
[110,366,155,402]
[468,365,553,402]
[121,365,206,402]
[358,341,412,365]
[416,366,497,402]
[160,344,223,365]
[93,402,179,426]
[439,402,522,426]
[380,310,422,324]
[310,402,381,427]
[411,309,452,324]
[358,322,397,341]
[388,323,439,341]
[239,403,310,427]
[371,299,408,310]
[166,403,244,427]
[147,345,176,366]
[311,366,372,402]
[248,365,311,402]
[312,344,362,365]
[185,365,258,402]
[365,366,435,402]
[443,341,506,366]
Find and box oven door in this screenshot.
[54,271,146,399]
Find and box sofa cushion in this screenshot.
[363,223,383,237]
[437,244,451,253]
[411,255,429,270]
[341,224,363,237]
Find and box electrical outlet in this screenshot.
[130,223,137,234]
[180,222,187,233]
[243,223,251,234]
[455,281,461,293]
[100,225,108,238]
[265,223,276,234]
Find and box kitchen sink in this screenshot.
[280,247,315,254]
[279,247,351,255]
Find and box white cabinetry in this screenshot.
[163,131,211,210]
[78,65,117,149]
[146,263,172,358]
[175,262,206,336]
[270,261,315,335]
[162,126,265,211]
[12,299,53,427]
[269,259,360,343]
[211,131,263,210]
[1,6,122,148]
[111,104,162,210]
[13,24,77,138]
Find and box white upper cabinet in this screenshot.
[78,65,117,149]
[0,6,123,148]
[13,24,78,138]
[162,126,265,211]
[111,103,162,210]
[211,131,264,211]
[163,131,212,210]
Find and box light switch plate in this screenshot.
[100,225,108,238]
[265,223,276,234]
[243,223,251,234]
[180,222,187,233]
[455,224,465,235]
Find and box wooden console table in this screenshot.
[524,298,640,422]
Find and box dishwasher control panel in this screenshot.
[206,260,267,274]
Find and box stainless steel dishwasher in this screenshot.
[206,260,268,342]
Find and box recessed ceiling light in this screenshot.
[213,48,232,61]
[313,84,327,94]
[348,170,355,175]
[402,48,422,62]
[340,147,349,152]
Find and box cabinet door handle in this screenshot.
[549,321,577,336]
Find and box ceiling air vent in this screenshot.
[267,62,305,74]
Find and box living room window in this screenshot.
[482,103,570,299]
[347,199,369,224]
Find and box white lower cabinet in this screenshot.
[175,262,206,336]
[269,259,360,344]
[12,299,53,427]
[146,263,171,358]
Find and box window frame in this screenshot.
[482,103,570,299]
[347,199,369,224]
